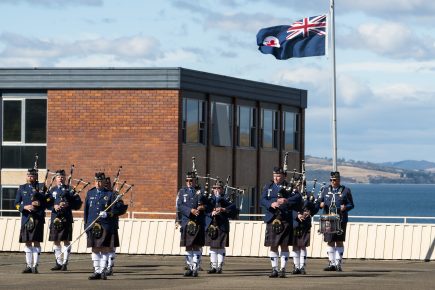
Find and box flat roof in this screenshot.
[0,67,307,108]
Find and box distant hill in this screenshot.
[381,160,435,171]
[305,156,435,184]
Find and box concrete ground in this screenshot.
[0,252,434,290]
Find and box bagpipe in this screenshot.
[191,157,244,217]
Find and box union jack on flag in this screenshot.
[286,15,326,40]
[256,14,327,59]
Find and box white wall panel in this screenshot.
[1,217,434,261]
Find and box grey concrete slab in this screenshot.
[0,253,434,290]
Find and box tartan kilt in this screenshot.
[292,225,311,247]
[86,226,119,248]
[323,221,347,243]
[49,221,73,242]
[205,226,229,248]
[19,218,44,243]
[180,222,205,247]
[264,219,292,247]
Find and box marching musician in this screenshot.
[319,171,355,272]
[205,180,237,274]
[47,169,83,271]
[176,171,209,277]
[84,172,123,280]
[260,167,302,278]
[290,178,319,275]
[14,168,51,274]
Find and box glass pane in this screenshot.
[1,188,20,216]
[1,146,46,169]
[284,112,295,151]
[25,99,47,143]
[186,99,199,143]
[3,100,22,142]
[212,102,232,147]
[263,109,273,148]
[239,106,250,147]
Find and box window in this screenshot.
[261,109,278,149]
[283,111,300,152]
[211,102,232,147]
[2,95,47,168]
[1,187,19,217]
[182,98,206,144]
[236,106,257,148]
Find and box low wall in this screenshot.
[1,217,434,260]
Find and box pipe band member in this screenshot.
[47,169,83,271]
[290,178,319,275]
[84,172,123,280]
[15,168,51,274]
[319,171,355,272]
[205,179,237,274]
[177,171,210,277]
[261,166,302,278]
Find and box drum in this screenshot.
[318,214,342,234]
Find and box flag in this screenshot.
[256,15,327,60]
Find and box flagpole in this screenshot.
[330,0,338,171]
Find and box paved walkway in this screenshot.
[0,253,434,290]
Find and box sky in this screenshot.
[0,0,434,163]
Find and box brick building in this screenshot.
[0,68,307,217]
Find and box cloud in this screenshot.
[0,32,162,66]
[374,83,435,106]
[274,66,373,107]
[0,0,103,8]
[342,21,435,60]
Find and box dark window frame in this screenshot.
[236,105,257,148]
[2,95,47,169]
[0,186,20,217]
[261,108,278,149]
[182,98,207,145]
[282,111,300,152]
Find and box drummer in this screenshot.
[318,171,354,272]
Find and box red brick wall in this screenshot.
[47,89,180,214]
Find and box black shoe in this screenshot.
[61,264,68,271]
[278,268,286,278]
[324,264,336,271]
[269,269,279,278]
[22,266,32,274]
[88,272,101,280]
[207,267,216,274]
[192,269,199,277]
[336,264,342,272]
[216,267,222,274]
[300,267,307,275]
[106,268,113,276]
[101,270,107,280]
[291,267,301,275]
[183,269,193,277]
[32,266,39,274]
[51,263,62,271]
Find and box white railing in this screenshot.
[2,209,435,224]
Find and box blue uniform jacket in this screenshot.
[260,181,302,224]
[84,187,121,233]
[319,185,354,222]
[14,182,50,226]
[205,194,237,232]
[176,187,210,229]
[46,185,82,224]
